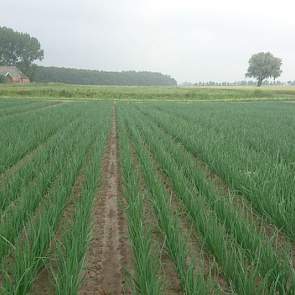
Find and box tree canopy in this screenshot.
[33,66,177,86]
[0,26,44,79]
[246,52,282,86]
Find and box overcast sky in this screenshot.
[1,0,294,83]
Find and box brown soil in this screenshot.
[80,105,128,295]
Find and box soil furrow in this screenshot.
[80,105,128,295]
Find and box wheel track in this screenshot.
[80,105,128,294]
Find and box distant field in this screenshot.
[1,96,295,293]
[1,83,295,101]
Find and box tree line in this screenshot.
[194,80,287,87]
[33,66,177,86]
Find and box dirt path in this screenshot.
[80,105,127,295]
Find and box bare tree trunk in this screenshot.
[257,77,263,87]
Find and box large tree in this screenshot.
[0,26,44,80]
[246,52,282,86]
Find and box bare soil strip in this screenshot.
[80,106,128,295]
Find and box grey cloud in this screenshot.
[1,0,294,82]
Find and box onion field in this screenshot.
[0,98,295,294]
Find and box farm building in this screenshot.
[0,66,30,83]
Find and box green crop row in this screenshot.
[120,108,218,294]
[117,113,162,294]
[0,118,87,264]
[0,99,36,109]
[53,108,111,294]
[128,104,295,293]
[138,102,295,240]
[0,100,57,118]
[1,99,294,294]
[0,103,112,294]
[0,102,85,174]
